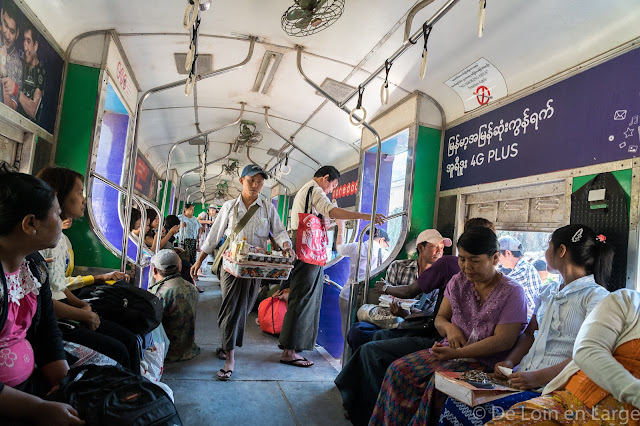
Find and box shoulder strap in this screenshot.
[233,203,260,236]
[304,186,314,215]
[211,203,260,274]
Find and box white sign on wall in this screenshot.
[106,37,138,112]
[445,58,507,112]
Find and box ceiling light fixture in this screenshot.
[252,51,283,94]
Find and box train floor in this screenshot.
[162,274,350,426]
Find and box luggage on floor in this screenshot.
[258,296,287,335]
[46,364,182,426]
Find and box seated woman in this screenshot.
[148,249,200,362]
[369,227,529,425]
[37,166,141,374]
[489,289,640,425]
[144,209,180,253]
[439,224,613,425]
[0,165,83,424]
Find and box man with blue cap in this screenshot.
[191,164,293,380]
[498,235,542,315]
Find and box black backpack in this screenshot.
[84,281,163,335]
[46,364,182,426]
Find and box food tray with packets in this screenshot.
[222,252,294,280]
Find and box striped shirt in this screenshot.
[508,258,543,312]
[200,195,291,254]
[518,275,609,374]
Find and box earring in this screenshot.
[32,230,37,235]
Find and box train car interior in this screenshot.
[1,0,640,424]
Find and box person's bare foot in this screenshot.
[280,349,313,367]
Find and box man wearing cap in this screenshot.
[498,235,542,313]
[335,219,496,425]
[191,164,293,380]
[279,165,385,368]
[345,229,454,351]
[336,224,390,338]
[149,249,200,362]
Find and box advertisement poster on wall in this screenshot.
[0,0,64,134]
[134,152,158,200]
[334,167,359,209]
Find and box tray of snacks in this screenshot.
[222,242,294,280]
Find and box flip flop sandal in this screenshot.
[215,348,226,360]
[217,369,232,381]
[279,357,314,368]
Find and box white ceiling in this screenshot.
[25,0,640,196]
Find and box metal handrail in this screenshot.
[247,145,293,222]
[121,37,256,272]
[297,46,382,299]
[264,106,321,169]
[335,0,460,108]
[88,172,152,285]
[175,144,233,214]
[342,210,407,364]
[158,104,246,250]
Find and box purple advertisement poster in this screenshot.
[0,0,64,133]
[441,47,640,191]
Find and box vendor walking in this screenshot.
[279,165,385,367]
[191,165,294,380]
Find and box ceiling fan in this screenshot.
[233,121,263,153]
[281,0,345,37]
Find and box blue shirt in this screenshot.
[178,215,201,240]
[508,258,543,313]
[518,275,609,373]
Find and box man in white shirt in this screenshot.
[279,165,385,367]
[191,164,293,380]
[336,223,389,337]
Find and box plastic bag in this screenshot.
[140,341,165,382]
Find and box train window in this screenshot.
[496,230,560,283]
[87,80,132,255]
[360,129,412,267]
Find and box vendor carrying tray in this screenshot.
[222,253,293,280]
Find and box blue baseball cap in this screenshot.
[240,164,269,179]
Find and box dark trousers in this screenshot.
[279,260,324,351]
[0,370,50,425]
[335,334,437,426]
[184,238,197,264]
[218,270,260,350]
[60,318,140,374]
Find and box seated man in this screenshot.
[337,223,390,338]
[148,250,200,362]
[345,229,452,351]
[498,235,542,315]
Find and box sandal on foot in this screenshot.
[215,348,227,360]
[217,369,233,381]
[279,357,314,367]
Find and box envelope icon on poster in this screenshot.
[614,110,627,120]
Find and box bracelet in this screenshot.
[337,233,343,236]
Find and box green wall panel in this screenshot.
[56,64,120,270]
[369,125,442,286]
[573,169,632,212]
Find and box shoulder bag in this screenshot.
[211,203,260,277]
[295,186,329,266]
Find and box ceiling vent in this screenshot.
[252,51,283,94]
[174,53,213,75]
[317,78,356,104]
